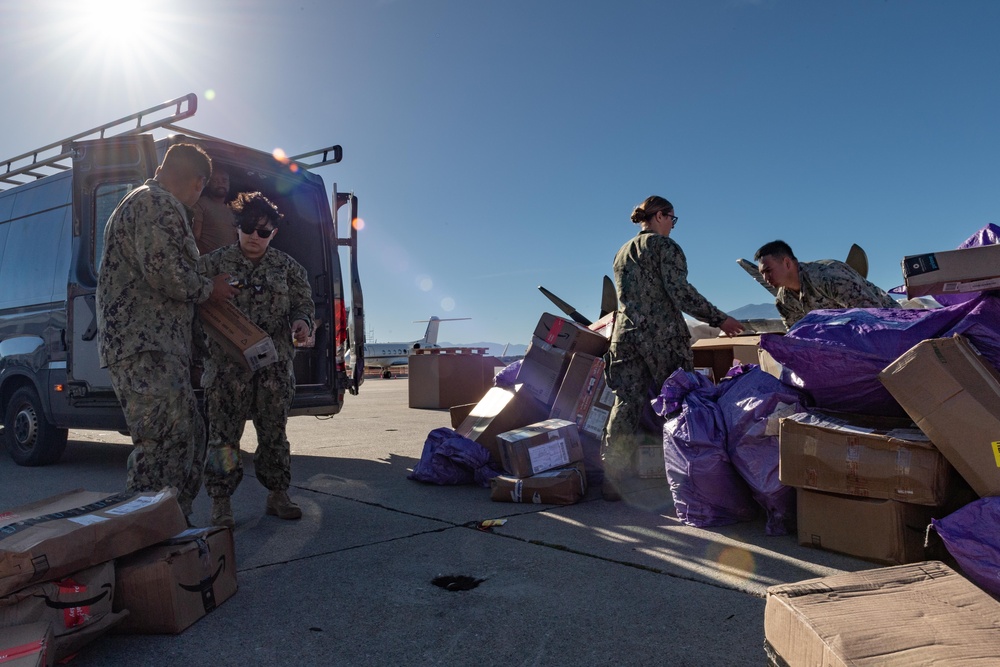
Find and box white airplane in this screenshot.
[346,316,470,378]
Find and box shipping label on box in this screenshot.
[514,337,570,406]
[796,488,945,565]
[490,462,587,505]
[902,243,1000,298]
[779,410,953,505]
[765,561,1000,667]
[454,386,551,466]
[114,526,237,634]
[198,299,278,371]
[533,313,610,357]
[636,444,666,479]
[0,488,188,599]
[879,335,1000,497]
[496,419,584,477]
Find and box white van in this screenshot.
[0,93,365,465]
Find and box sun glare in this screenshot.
[68,0,158,55]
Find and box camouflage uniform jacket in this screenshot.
[776,259,900,328]
[97,179,213,367]
[611,230,728,347]
[199,244,314,368]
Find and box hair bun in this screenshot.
[630,207,646,224]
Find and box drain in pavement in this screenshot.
[432,575,484,591]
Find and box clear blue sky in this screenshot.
[2,0,998,346]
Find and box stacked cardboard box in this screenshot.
[765,561,1000,665]
[548,352,614,483]
[490,420,587,505]
[778,410,957,564]
[453,385,551,467]
[407,347,497,409]
[0,621,53,667]
[490,461,587,504]
[901,243,1000,298]
[515,313,610,406]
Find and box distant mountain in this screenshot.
[439,342,528,357]
[728,302,780,320]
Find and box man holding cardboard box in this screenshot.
[200,192,314,527]
[97,144,240,522]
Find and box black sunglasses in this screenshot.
[239,222,275,238]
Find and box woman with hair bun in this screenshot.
[602,195,744,501]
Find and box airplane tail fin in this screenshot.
[414,316,471,346]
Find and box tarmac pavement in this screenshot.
[0,378,877,666]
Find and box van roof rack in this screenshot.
[159,123,343,170]
[0,93,198,191]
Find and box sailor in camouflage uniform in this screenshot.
[200,192,314,528]
[754,240,900,328]
[604,196,744,501]
[97,144,240,521]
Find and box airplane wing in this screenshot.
[845,243,869,279]
[600,275,617,318]
[537,286,591,326]
[737,258,779,297]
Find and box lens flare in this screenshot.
[272,148,288,163]
[205,89,216,101]
[418,276,433,291]
[352,217,365,230]
[441,297,456,312]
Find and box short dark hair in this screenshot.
[159,143,212,181]
[754,240,796,262]
[230,191,284,228]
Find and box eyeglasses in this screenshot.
[661,211,678,225]
[239,223,275,238]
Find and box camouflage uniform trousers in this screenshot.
[603,337,693,480]
[203,359,296,499]
[108,351,206,517]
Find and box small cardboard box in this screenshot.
[796,488,945,565]
[454,386,551,466]
[408,348,495,409]
[548,353,615,482]
[0,561,126,663]
[778,410,954,505]
[533,313,610,357]
[636,444,666,479]
[691,335,766,383]
[514,337,570,406]
[496,419,584,478]
[0,622,53,667]
[765,561,1000,667]
[879,335,1000,497]
[901,243,1000,298]
[198,299,278,371]
[0,488,187,599]
[490,462,587,505]
[114,526,237,634]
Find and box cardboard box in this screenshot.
[879,335,1000,497]
[901,243,1000,298]
[587,312,615,339]
[449,402,476,429]
[454,386,551,466]
[490,462,587,505]
[0,561,126,662]
[0,622,53,667]
[198,299,278,371]
[796,488,945,565]
[0,488,187,599]
[533,313,610,357]
[514,337,571,406]
[691,335,765,383]
[114,526,237,634]
[548,353,615,483]
[779,410,954,505]
[765,561,1000,667]
[408,347,495,409]
[636,444,666,479]
[496,419,584,478]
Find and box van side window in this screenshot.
[94,182,136,272]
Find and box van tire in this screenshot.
[4,386,68,466]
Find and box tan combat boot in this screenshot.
[211,496,235,529]
[266,490,302,520]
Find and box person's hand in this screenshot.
[207,274,240,304]
[718,316,745,337]
[291,319,310,344]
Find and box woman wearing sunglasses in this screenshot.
[198,191,314,528]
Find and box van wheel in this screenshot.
[4,386,68,466]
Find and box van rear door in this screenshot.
[67,135,158,397]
